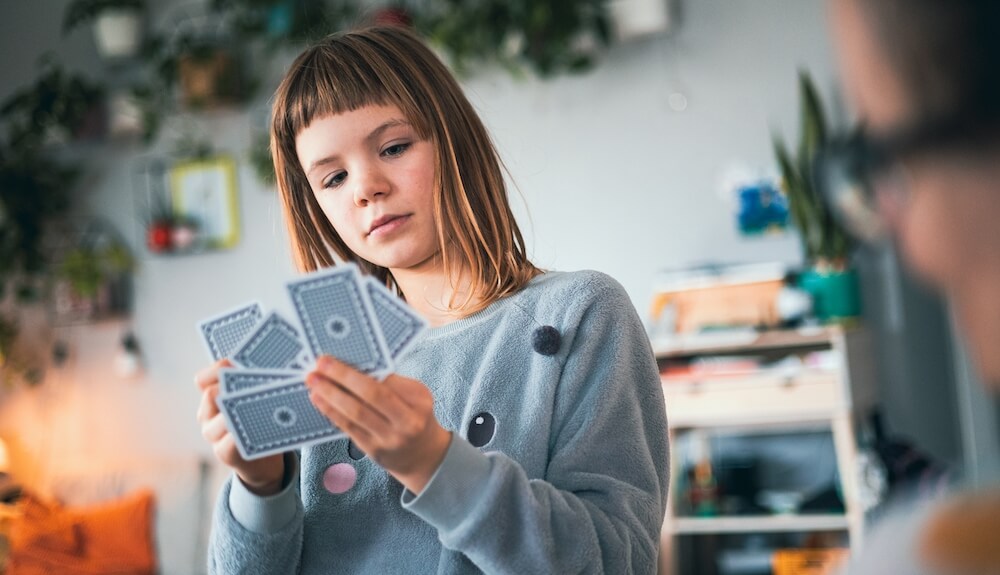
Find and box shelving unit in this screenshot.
[657,326,877,575]
[672,515,851,535]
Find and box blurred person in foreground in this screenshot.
[822,0,1000,573]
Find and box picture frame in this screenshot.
[169,156,240,250]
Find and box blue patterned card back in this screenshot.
[230,311,313,370]
[363,277,427,361]
[217,379,344,459]
[286,265,392,377]
[197,302,264,360]
[218,368,301,396]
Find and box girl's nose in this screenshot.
[353,167,390,207]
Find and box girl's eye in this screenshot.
[382,142,410,158]
[322,171,347,189]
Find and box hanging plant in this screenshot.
[63,0,145,35]
[53,220,136,322]
[412,0,613,77]
[248,130,274,185]
[0,146,77,303]
[212,0,358,50]
[63,0,146,59]
[0,57,105,147]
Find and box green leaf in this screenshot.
[799,70,827,164]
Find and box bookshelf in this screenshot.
[657,326,877,575]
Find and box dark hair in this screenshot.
[857,0,1000,124]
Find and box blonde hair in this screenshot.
[271,25,539,315]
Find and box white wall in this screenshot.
[0,0,836,460]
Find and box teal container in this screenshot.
[799,267,861,322]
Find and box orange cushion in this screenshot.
[8,493,82,556]
[7,488,157,575]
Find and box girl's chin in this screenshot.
[362,252,439,272]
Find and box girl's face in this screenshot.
[296,104,440,272]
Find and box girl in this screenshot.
[195,25,669,574]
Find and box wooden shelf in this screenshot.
[670,514,850,535]
[652,327,838,359]
[663,369,848,429]
[667,411,847,432]
[661,367,838,388]
[660,325,874,572]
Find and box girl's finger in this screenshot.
[195,358,233,391]
[382,374,430,408]
[202,412,228,443]
[310,390,376,445]
[215,434,241,466]
[308,378,391,435]
[312,357,411,421]
[196,386,220,422]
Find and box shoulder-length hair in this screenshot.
[270,25,539,315]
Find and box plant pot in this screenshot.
[147,221,173,253]
[178,50,243,109]
[93,9,143,59]
[609,0,673,42]
[798,266,861,323]
[108,90,143,139]
[52,276,130,323]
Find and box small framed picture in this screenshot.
[170,156,240,250]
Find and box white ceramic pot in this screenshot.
[93,9,143,59]
[609,0,672,42]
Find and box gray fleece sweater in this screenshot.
[208,270,670,574]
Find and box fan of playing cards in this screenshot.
[197,264,428,460]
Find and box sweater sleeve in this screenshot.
[402,273,670,574]
[207,452,306,574]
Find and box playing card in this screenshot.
[216,378,344,460]
[218,368,301,396]
[197,302,264,361]
[230,311,313,370]
[363,277,428,361]
[286,264,393,378]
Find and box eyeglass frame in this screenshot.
[814,111,999,244]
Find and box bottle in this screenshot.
[689,458,719,517]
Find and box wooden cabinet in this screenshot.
[657,327,877,575]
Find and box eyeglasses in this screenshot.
[814,114,991,244]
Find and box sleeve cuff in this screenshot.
[228,451,301,534]
[401,434,494,528]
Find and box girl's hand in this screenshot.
[306,355,452,494]
[195,359,286,496]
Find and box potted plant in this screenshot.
[412,0,613,78]
[0,58,105,146]
[212,0,352,50]
[0,147,76,306]
[140,23,253,112]
[63,0,146,59]
[0,314,44,389]
[0,118,78,388]
[54,222,135,321]
[175,36,247,109]
[248,130,274,185]
[773,71,859,323]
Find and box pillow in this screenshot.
[42,456,212,575]
[72,487,158,573]
[8,493,82,556]
[7,488,157,575]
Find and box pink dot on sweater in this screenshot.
[323,463,357,494]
